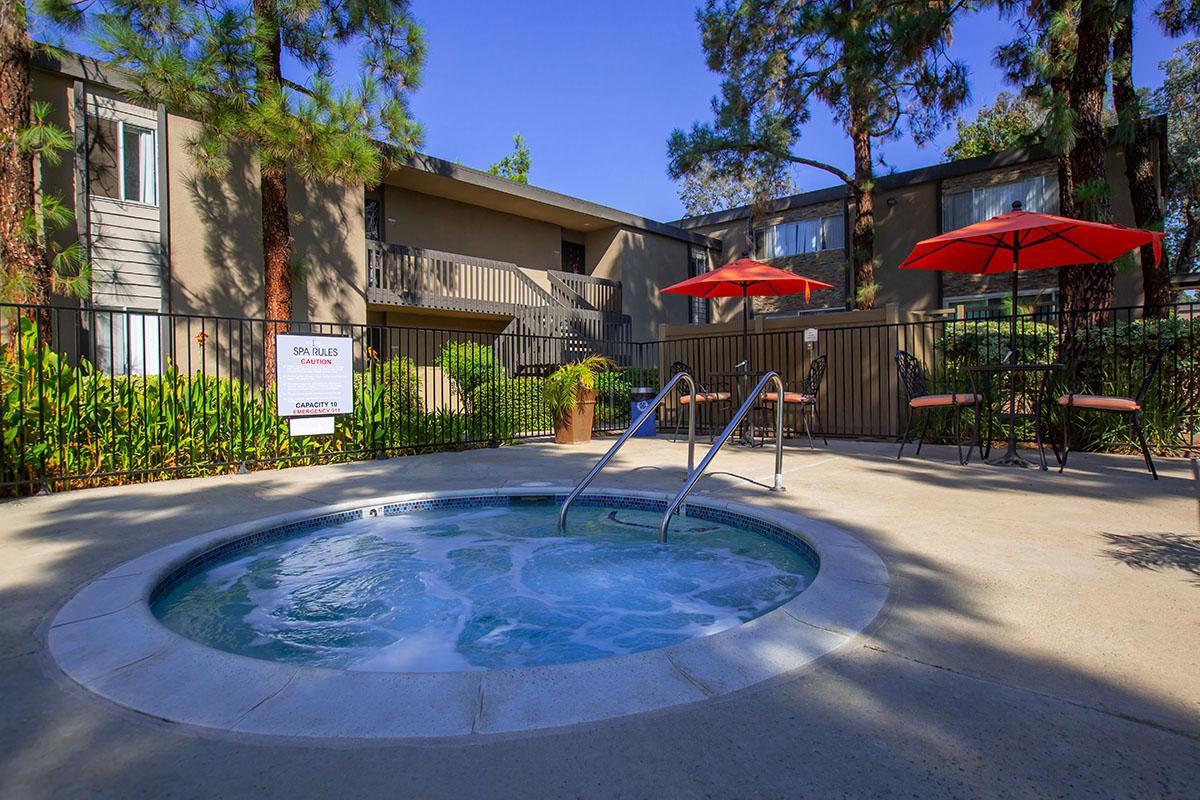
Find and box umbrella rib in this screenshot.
[1024,226,1105,261]
[902,238,965,265]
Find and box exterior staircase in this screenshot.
[366,242,632,372]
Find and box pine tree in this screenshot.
[1000,0,1196,321]
[0,1,41,304]
[1112,0,1171,315]
[72,0,424,374]
[0,2,88,324]
[668,0,969,310]
[1152,41,1200,277]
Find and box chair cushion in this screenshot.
[678,392,731,404]
[910,393,980,409]
[759,392,815,404]
[1058,394,1141,412]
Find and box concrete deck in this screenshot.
[2,438,1198,798]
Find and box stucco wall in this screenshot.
[875,183,939,311]
[380,184,564,271]
[587,226,690,340]
[167,115,365,324]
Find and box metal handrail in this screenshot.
[558,372,697,531]
[658,371,786,544]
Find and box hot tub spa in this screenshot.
[47,489,888,739]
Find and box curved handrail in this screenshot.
[658,372,785,544]
[558,372,696,531]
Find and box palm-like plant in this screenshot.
[542,355,613,422]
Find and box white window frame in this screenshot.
[91,307,163,376]
[87,113,159,208]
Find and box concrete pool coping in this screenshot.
[45,486,888,739]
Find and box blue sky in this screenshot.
[405,1,1190,221]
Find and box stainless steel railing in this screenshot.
[658,372,786,544]
[557,372,697,532]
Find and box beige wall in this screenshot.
[587,226,691,340]
[166,114,365,325]
[380,183,565,271]
[875,182,940,310]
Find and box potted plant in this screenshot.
[543,355,613,444]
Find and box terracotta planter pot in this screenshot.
[554,388,597,444]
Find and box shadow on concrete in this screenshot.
[1099,531,1200,587]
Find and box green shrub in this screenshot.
[356,354,422,440]
[929,317,1199,454]
[938,320,1058,378]
[435,341,501,406]
[594,370,633,425]
[468,377,550,441]
[1066,319,1200,452]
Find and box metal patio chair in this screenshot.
[758,354,829,448]
[1059,343,1172,480]
[670,360,732,444]
[896,349,981,466]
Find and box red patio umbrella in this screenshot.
[900,201,1164,356]
[661,258,834,375]
[900,200,1164,467]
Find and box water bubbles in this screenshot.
[154,502,816,671]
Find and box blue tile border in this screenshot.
[149,492,819,605]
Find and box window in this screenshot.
[941,174,1058,231]
[754,214,844,259]
[87,115,157,206]
[561,241,585,274]
[365,198,381,241]
[688,247,710,324]
[91,310,162,376]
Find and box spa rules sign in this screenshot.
[275,334,354,419]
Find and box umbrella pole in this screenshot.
[742,288,752,444]
[1010,250,1019,360]
[990,242,1031,467]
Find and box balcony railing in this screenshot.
[366,241,622,318]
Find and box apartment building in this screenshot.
[672,123,1168,322]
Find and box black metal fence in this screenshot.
[3,301,1197,493]
[654,302,1200,449]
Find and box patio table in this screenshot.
[967,362,1064,470]
[711,368,767,446]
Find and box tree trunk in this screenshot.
[1061,0,1116,338]
[849,101,876,311]
[254,0,292,382]
[1179,209,1198,275]
[1112,3,1171,317]
[0,8,44,302]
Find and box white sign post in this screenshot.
[275,334,353,436]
